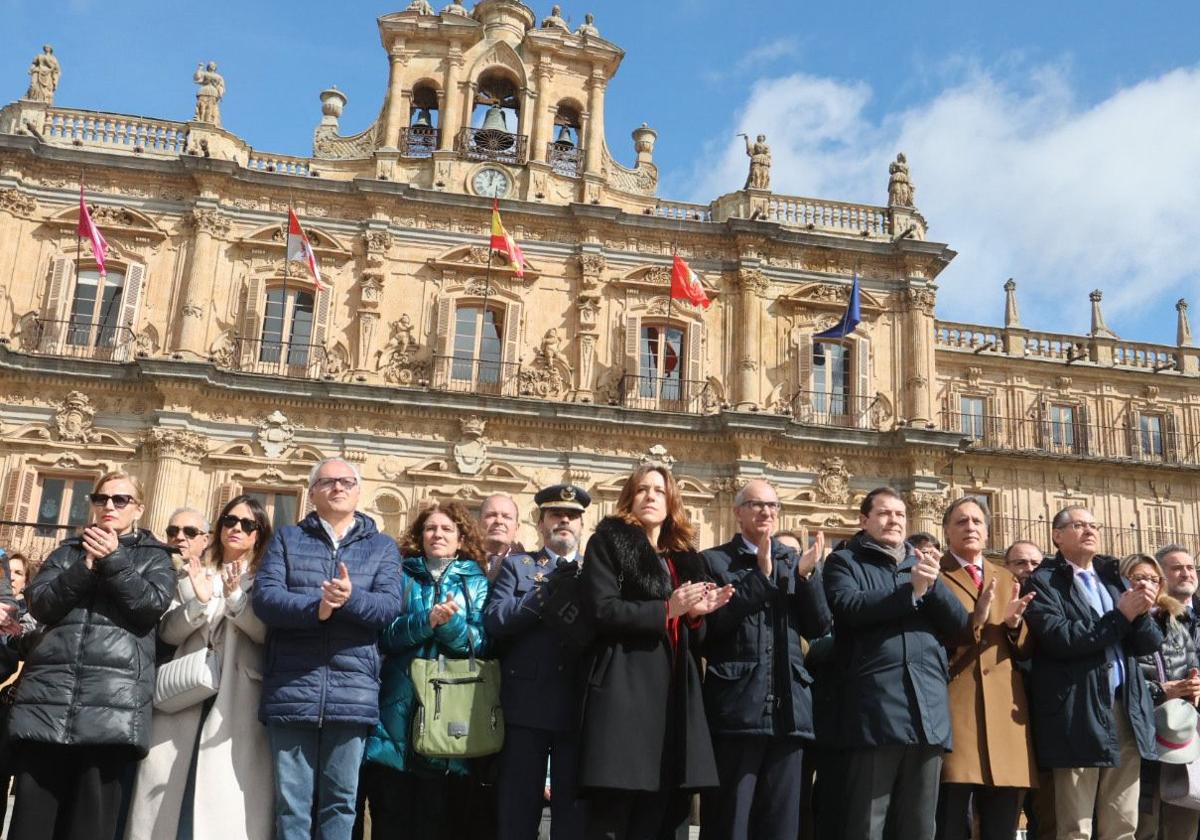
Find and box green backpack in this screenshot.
[409,580,505,759]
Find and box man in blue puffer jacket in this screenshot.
[254,457,404,840]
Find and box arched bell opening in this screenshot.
[402,82,441,158]
[548,101,583,177]
[459,71,526,165]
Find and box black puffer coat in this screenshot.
[578,516,718,793]
[1137,610,1198,706]
[8,529,176,757]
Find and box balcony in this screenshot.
[227,337,331,380]
[616,374,716,415]
[941,410,1200,466]
[399,126,439,159]
[0,520,77,562]
[26,318,136,362]
[430,354,521,398]
[455,127,528,166]
[790,391,884,430]
[547,141,582,177]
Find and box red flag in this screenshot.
[287,209,328,292]
[77,187,109,278]
[670,254,711,308]
[489,198,526,277]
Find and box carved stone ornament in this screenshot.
[738,268,770,295]
[377,315,430,385]
[905,490,946,523]
[256,410,295,459]
[0,189,37,216]
[815,457,851,505]
[209,330,237,367]
[579,254,607,277]
[640,443,676,469]
[144,428,209,462]
[964,367,983,387]
[906,287,936,314]
[53,391,101,443]
[189,208,231,238]
[365,230,393,255]
[453,414,488,475]
[1144,384,1160,402]
[360,275,384,306]
[518,328,573,399]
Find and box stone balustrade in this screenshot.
[245,151,312,177]
[934,322,1001,351]
[765,195,889,236]
[42,108,189,156]
[654,200,713,222]
[1114,341,1176,370]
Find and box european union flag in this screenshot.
[815,274,862,339]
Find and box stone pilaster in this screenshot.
[175,208,230,356]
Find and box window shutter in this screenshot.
[855,336,871,428]
[1036,395,1049,450]
[502,301,522,367]
[1076,403,1090,456]
[213,480,242,519]
[685,323,703,384]
[624,313,640,375]
[794,330,813,419]
[239,275,266,367]
[39,256,71,352]
[1125,409,1140,460]
[434,295,453,358]
[312,285,334,378]
[0,468,37,544]
[1164,411,1180,463]
[115,262,146,361]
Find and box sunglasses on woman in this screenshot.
[165,525,207,539]
[89,493,137,509]
[219,514,259,533]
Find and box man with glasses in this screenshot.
[164,507,210,571]
[1023,506,1162,840]
[698,479,830,840]
[253,457,404,840]
[485,484,591,840]
[1002,541,1043,585]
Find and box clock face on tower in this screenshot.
[472,167,511,198]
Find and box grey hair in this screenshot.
[941,496,992,529]
[307,458,363,489]
[168,506,210,532]
[1051,505,1091,530]
[733,479,774,508]
[1156,544,1194,564]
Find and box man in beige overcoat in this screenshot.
[934,497,1037,840]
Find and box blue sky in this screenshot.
[3,1,1198,342]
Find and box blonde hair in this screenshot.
[1120,553,1185,619]
[93,470,145,502]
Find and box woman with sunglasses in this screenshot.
[5,471,176,840]
[127,494,274,840]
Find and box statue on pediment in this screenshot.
[888,153,914,207]
[25,45,61,104]
[577,12,599,37]
[741,133,771,191]
[193,62,225,126]
[541,5,569,31]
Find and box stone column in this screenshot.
[576,253,605,401]
[175,208,230,356]
[906,489,947,536]
[903,285,936,426]
[439,44,465,151]
[736,268,768,409]
[380,48,408,149]
[143,429,209,535]
[530,63,553,162]
[584,71,606,175]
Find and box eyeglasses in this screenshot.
[1058,521,1104,533]
[312,476,358,492]
[1130,574,1162,585]
[740,500,781,513]
[219,515,259,533]
[166,525,207,540]
[89,493,137,509]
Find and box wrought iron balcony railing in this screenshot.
[790,391,884,430]
[547,141,582,177]
[616,374,716,415]
[399,126,439,159]
[29,318,136,361]
[941,410,1200,466]
[226,337,331,380]
[455,127,528,166]
[430,354,522,398]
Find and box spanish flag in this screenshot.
[490,198,526,278]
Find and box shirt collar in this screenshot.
[950,551,981,570]
[739,535,761,555]
[319,516,357,546]
[543,546,578,565]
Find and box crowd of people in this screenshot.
[0,456,1197,840]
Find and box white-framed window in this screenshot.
[1048,404,1077,453]
[639,323,685,400]
[1139,414,1165,459]
[451,304,503,385]
[961,396,987,441]
[812,341,851,416]
[68,268,125,347]
[260,287,315,366]
[245,488,301,530]
[34,475,94,537]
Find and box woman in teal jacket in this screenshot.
[360,499,492,840]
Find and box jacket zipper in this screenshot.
[318,539,339,728]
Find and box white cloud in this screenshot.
[683,63,1200,341]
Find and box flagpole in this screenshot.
[76,176,83,348]
[481,221,496,387]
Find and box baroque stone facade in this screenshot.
[0,3,1196,560]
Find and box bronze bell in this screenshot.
[412,108,433,128]
[480,104,508,133]
[554,124,575,148]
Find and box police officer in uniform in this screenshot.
[484,484,591,840]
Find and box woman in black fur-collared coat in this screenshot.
[579,464,734,840]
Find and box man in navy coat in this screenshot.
[699,478,831,840]
[484,483,591,840]
[823,486,970,840]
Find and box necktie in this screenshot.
[965,563,982,591]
